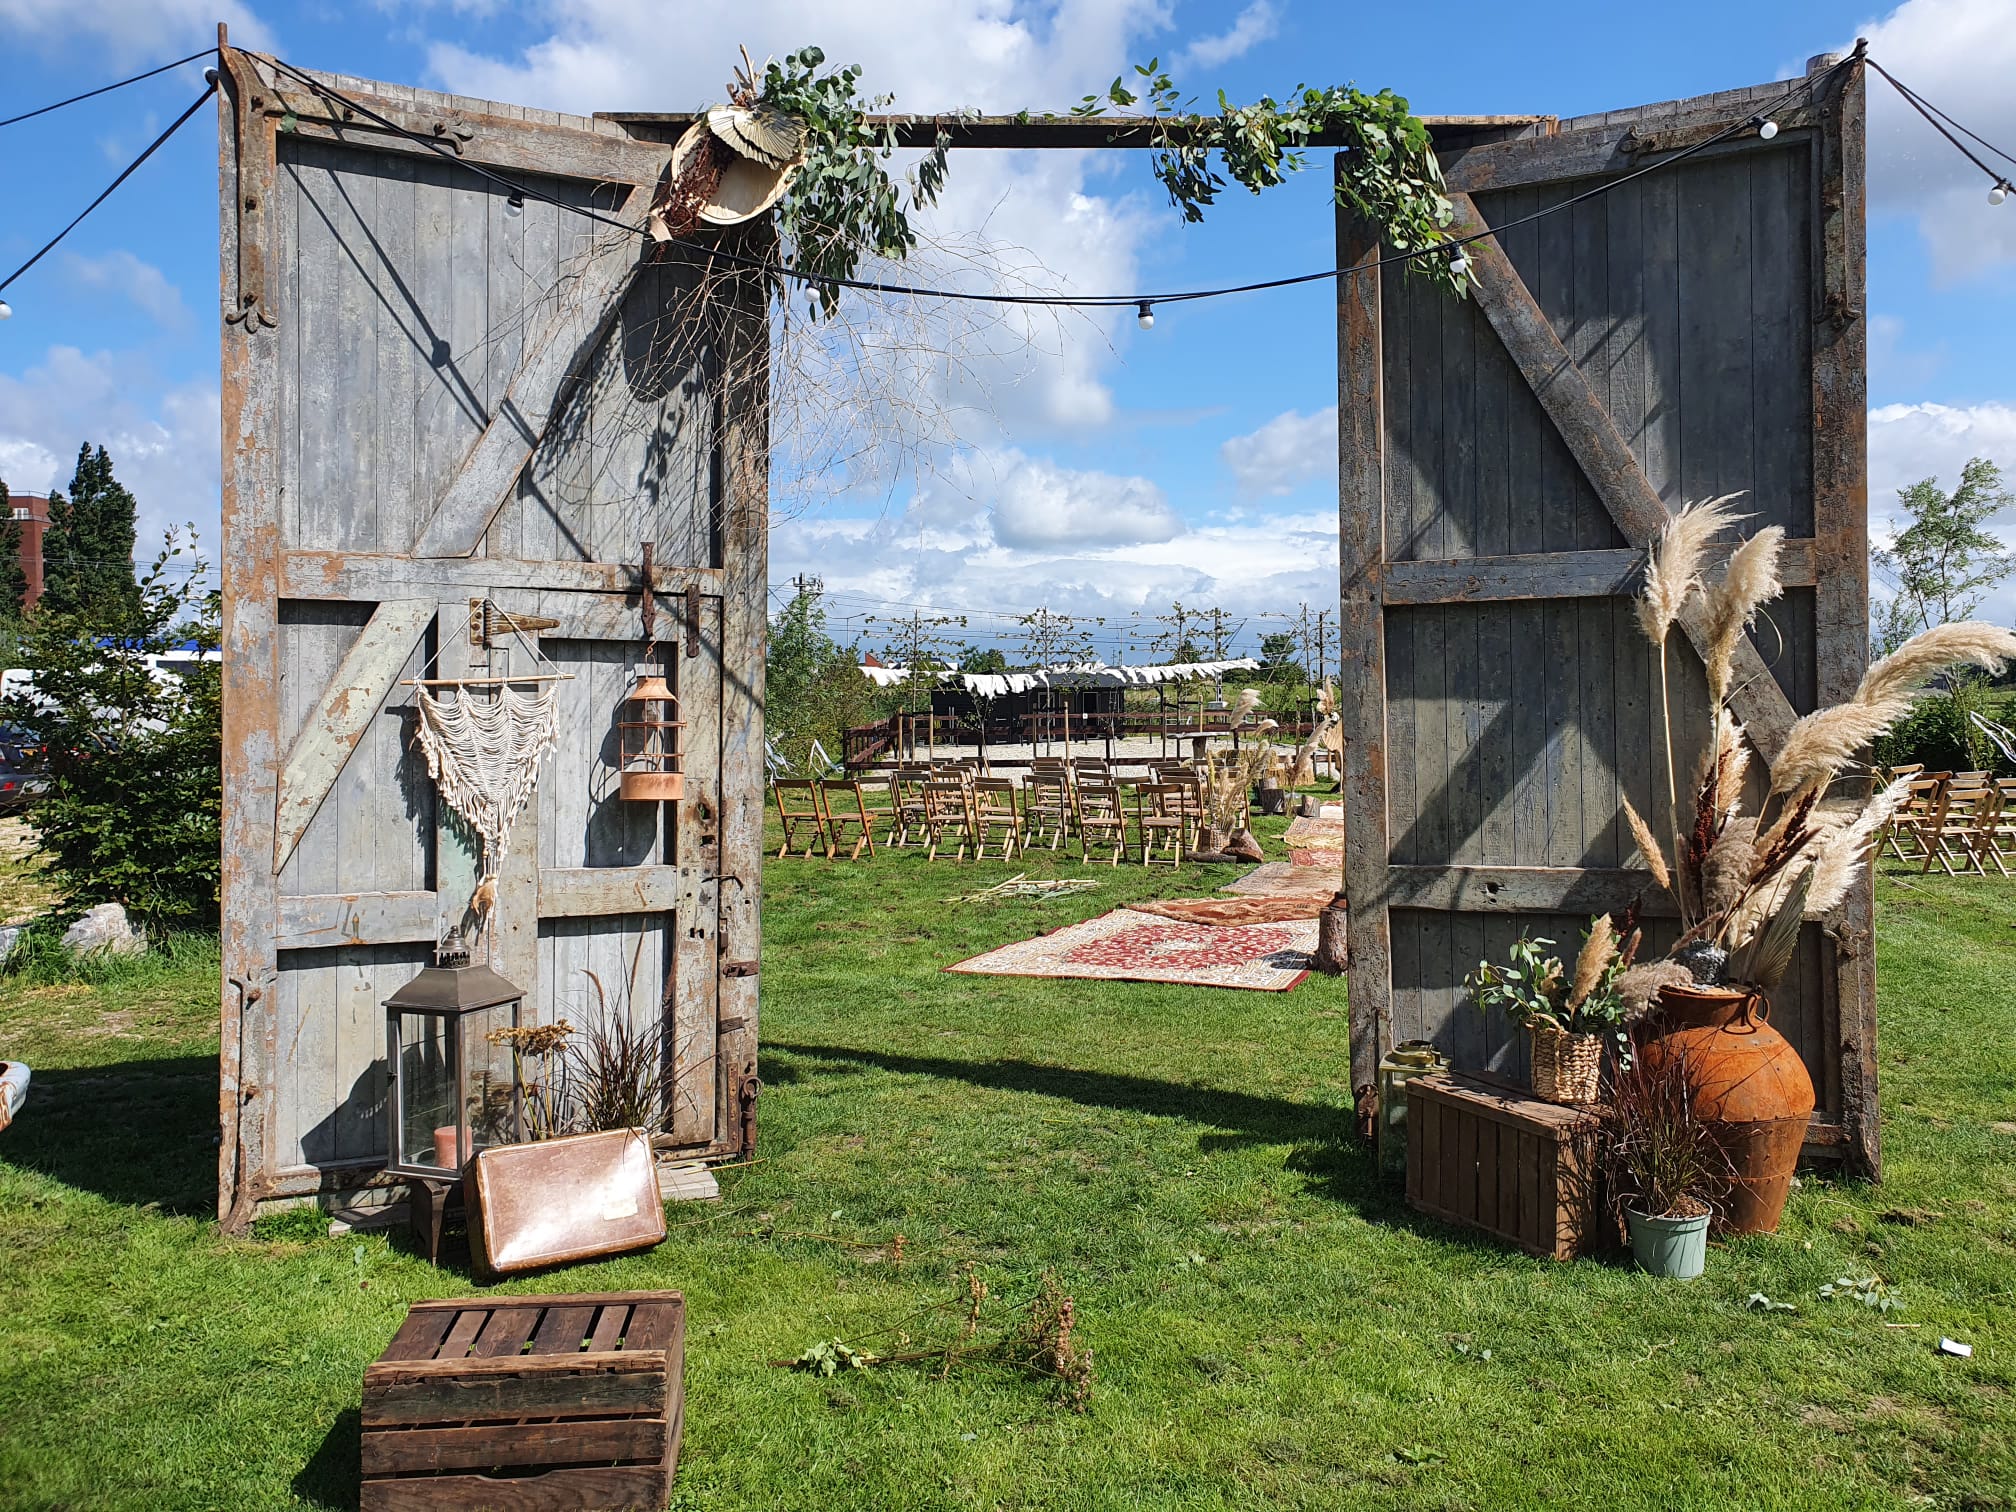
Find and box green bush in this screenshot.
[6,534,221,934]
[1872,680,2016,777]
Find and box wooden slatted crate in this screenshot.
[361,1291,683,1510]
[1405,1073,1600,1260]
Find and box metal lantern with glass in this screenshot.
[383,928,526,1260]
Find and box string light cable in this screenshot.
[259,49,1854,314]
[0,48,214,131]
[0,80,218,318]
[1863,56,2016,203]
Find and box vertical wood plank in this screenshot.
[1337,200,1391,1099]
[218,57,284,1227]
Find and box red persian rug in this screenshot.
[945,908,1316,992]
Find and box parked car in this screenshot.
[0,726,48,813]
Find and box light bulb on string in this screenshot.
[1757,118,1779,140]
[1448,247,1472,280]
[505,190,525,219]
[1136,300,1155,330]
[1992,181,2010,207]
[0,300,11,320]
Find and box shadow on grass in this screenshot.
[293,1406,361,1510]
[3,1053,217,1214]
[765,1040,1414,1223]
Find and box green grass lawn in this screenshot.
[3,818,2015,1510]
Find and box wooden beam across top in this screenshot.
[595,112,1554,150]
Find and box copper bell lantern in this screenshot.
[619,673,684,802]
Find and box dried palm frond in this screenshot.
[1566,915,1619,1010]
[1701,816,1759,915]
[1620,793,1674,892]
[1635,492,1747,648]
[1853,622,2016,708]
[1731,866,1812,993]
[1616,960,1691,1020]
[1804,775,1911,917]
[1702,526,1785,707]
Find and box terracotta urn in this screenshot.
[1639,983,1815,1235]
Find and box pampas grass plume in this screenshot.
[1567,915,1618,1009]
[1854,622,2016,707]
[1804,774,1912,917]
[1620,794,1674,892]
[1635,492,1747,647]
[1703,526,1785,706]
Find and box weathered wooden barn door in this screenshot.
[216,47,766,1224]
[1338,56,1873,1172]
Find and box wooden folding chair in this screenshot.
[820,779,879,861]
[1023,771,1073,850]
[883,768,928,847]
[971,777,1023,860]
[773,778,831,859]
[1988,780,2016,872]
[1162,770,1207,851]
[1882,776,1945,862]
[921,779,977,861]
[1072,779,1128,866]
[1972,782,2012,877]
[1135,782,1187,867]
[1921,783,1995,875]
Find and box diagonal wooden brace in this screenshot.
[1447,191,1800,763]
[408,192,650,558]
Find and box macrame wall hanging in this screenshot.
[405,604,571,921]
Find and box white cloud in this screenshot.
[1868,400,2016,623]
[0,346,221,568]
[1221,405,1335,498]
[1175,0,1276,71]
[1854,0,2016,283]
[62,251,190,332]
[0,0,272,62]
[981,452,1181,548]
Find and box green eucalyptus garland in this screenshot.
[750,47,1464,318]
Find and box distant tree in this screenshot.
[0,478,24,620]
[1151,601,1203,665]
[1014,607,1099,671]
[958,644,1009,674]
[41,444,140,625]
[1258,631,1304,683]
[1872,456,2014,655]
[765,581,886,771]
[7,531,221,930]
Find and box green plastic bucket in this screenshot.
[1627,1207,1710,1279]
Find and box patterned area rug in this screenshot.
[946,908,1316,991]
[1221,861,1339,898]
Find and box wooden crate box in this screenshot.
[1405,1074,1599,1260]
[362,1292,683,1510]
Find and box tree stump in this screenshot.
[1314,894,1349,974]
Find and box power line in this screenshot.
[0,83,217,298]
[261,50,1850,314]
[0,48,213,131]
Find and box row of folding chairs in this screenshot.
[1881,766,2016,876]
[771,768,1214,865]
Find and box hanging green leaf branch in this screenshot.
[1071,59,1468,298]
[754,47,951,317]
[676,45,1466,318]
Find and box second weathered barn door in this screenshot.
[1337,56,1873,1172]
[217,48,767,1223]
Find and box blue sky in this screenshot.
[1,0,2011,656]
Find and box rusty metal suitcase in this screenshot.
[463,1128,667,1281]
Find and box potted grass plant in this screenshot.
[1465,919,1634,1103]
[1613,494,2016,1231]
[1602,1049,1732,1279]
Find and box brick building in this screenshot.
[4,492,48,608]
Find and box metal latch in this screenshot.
[721,960,759,979]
